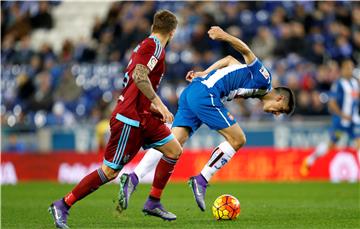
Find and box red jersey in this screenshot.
[112,35,165,121]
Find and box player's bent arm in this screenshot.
[132,64,157,101]
[208,26,256,65]
[132,64,173,122]
[223,34,257,65]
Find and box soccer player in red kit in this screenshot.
[49,10,180,228]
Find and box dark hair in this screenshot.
[274,86,296,115]
[152,10,178,34]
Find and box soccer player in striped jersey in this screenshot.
[49,10,180,228]
[119,26,295,212]
[301,59,360,176]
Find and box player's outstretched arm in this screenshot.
[132,64,174,123]
[185,55,240,82]
[208,26,256,65]
[202,55,240,74]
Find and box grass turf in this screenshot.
[1,182,359,228]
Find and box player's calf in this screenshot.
[225,132,246,150]
[219,124,246,151]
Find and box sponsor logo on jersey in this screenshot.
[259,66,270,79]
[147,56,158,71]
[227,112,234,121]
[351,90,359,98]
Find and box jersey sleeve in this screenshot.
[132,39,162,72]
[247,58,272,90]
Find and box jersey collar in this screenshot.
[149,35,161,44]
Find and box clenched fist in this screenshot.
[208,26,228,40]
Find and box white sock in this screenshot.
[134,148,162,182]
[307,142,329,166]
[200,141,236,182]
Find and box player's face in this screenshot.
[341,60,354,78]
[166,29,176,47]
[263,99,288,116]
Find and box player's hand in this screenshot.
[152,98,174,123]
[185,70,195,82]
[150,102,161,114]
[185,70,206,82]
[157,103,174,123]
[208,26,228,40]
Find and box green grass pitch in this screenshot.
[2,182,359,228]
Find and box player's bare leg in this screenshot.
[189,123,246,211]
[300,141,336,176]
[49,164,118,228]
[118,127,189,213]
[354,137,360,168]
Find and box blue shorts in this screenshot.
[330,119,360,142]
[172,81,236,136]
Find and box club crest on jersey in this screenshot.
[259,66,270,79]
[147,56,158,71]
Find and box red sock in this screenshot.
[64,168,109,207]
[150,155,178,199]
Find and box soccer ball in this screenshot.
[212,194,240,220]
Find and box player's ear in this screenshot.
[169,29,175,39]
[276,94,284,102]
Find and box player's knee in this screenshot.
[164,144,183,159]
[101,164,119,180]
[228,133,246,150]
[177,137,187,147]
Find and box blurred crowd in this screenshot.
[1,1,360,131]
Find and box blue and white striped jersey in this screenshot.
[195,59,272,102]
[330,77,360,126]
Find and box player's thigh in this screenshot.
[193,94,236,133]
[173,91,202,137]
[171,126,190,146]
[217,123,246,150]
[143,117,182,158]
[103,118,143,172]
[155,138,182,159]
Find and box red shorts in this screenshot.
[103,113,173,170]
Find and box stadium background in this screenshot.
[1,1,359,182]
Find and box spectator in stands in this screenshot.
[16,72,35,105]
[27,54,42,78]
[1,34,16,63]
[28,71,53,112]
[251,26,275,60]
[30,1,53,30]
[13,35,34,64]
[54,68,82,105]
